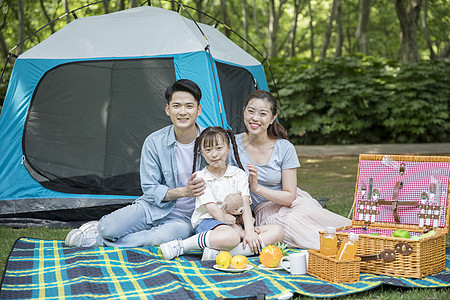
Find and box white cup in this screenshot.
[281,252,307,275]
[300,249,309,269]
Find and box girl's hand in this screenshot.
[243,230,262,254]
[247,163,259,193]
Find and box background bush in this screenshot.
[268,55,450,144]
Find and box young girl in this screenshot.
[160,126,284,260]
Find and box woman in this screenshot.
[235,90,351,249]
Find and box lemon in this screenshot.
[231,255,248,269]
[216,251,232,269]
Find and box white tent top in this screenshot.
[20,6,261,67]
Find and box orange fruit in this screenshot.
[216,251,232,269]
[259,244,283,268]
[230,255,248,269]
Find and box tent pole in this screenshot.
[176,2,226,128]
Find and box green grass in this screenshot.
[1,155,449,299]
[298,156,359,218]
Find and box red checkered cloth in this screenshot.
[354,160,449,228]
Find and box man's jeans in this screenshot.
[97,202,194,247]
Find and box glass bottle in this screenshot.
[320,226,338,256]
[336,233,359,261]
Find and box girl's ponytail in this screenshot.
[226,130,244,171]
[192,137,200,174]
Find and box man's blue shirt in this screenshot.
[136,124,204,223]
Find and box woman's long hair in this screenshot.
[245,90,288,140]
[192,126,244,174]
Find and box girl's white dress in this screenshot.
[236,133,352,249]
[190,165,250,230]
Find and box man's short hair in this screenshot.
[165,79,202,104]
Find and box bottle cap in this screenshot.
[348,232,359,241]
[326,226,336,234]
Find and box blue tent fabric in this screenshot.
[1,238,449,299]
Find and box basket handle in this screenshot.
[392,181,403,223]
[358,249,396,262]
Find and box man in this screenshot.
[65,79,206,247]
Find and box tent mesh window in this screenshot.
[23,58,175,196]
[215,62,258,133]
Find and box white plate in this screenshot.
[213,264,254,272]
[257,263,285,270]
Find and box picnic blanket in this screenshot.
[1,238,450,299]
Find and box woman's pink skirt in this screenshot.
[254,188,352,249]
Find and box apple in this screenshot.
[391,229,410,238]
[397,230,410,238]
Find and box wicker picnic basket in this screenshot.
[307,250,361,283]
[332,154,450,279]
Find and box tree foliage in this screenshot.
[269,55,450,144]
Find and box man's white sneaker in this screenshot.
[65,229,84,247]
[82,225,100,247]
[160,239,184,260]
[64,221,100,247]
[79,221,99,233]
[201,247,220,261]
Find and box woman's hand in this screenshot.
[254,226,261,235]
[247,163,259,193]
[242,230,262,254]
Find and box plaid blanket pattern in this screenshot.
[1,238,450,299]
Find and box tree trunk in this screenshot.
[103,1,110,14]
[220,0,231,38]
[16,0,25,56]
[308,0,315,59]
[287,0,302,57]
[39,0,55,33]
[335,0,343,57]
[62,0,71,24]
[0,2,10,59]
[267,0,287,58]
[194,0,204,23]
[129,0,139,8]
[321,0,337,59]
[440,41,450,58]
[118,0,125,11]
[241,0,249,51]
[394,0,421,62]
[267,1,276,57]
[0,31,8,59]
[355,0,371,54]
[253,0,267,55]
[421,0,435,59]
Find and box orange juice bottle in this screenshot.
[320,227,338,256]
[336,233,359,261]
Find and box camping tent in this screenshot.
[0,6,269,226]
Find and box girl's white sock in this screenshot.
[182,230,211,252]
